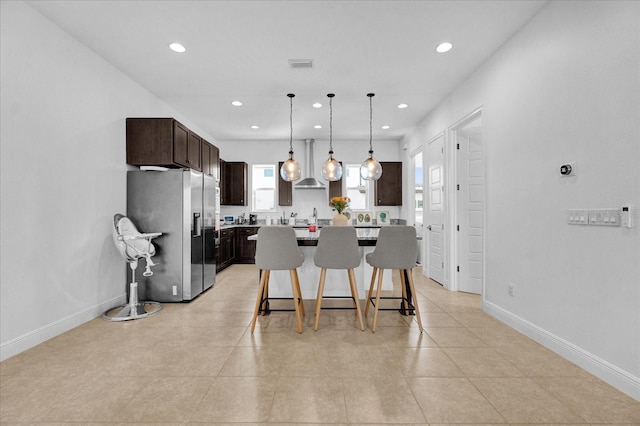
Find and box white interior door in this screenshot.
[456,115,484,294]
[425,134,445,285]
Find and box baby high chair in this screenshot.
[103,214,163,321]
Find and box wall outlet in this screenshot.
[508,282,515,297]
[172,285,178,296]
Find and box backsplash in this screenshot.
[220,188,402,226]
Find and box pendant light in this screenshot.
[360,93,383,180]
[280,93,301,181]
[321,93,343,181]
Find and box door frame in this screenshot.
[448,106,485,296]
[409,146,425,265]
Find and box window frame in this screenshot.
[344,164,369,211]
[251,163,277,212]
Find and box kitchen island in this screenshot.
[248,227,394,300]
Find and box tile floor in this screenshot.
[1,264,639,425]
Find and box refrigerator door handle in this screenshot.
[193,213,202,237]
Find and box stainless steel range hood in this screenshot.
[295,139,326,189]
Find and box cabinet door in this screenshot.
[218,230,229,271]
[202,142,212,176]
[219,159,227,204]
[226,162,248,206]
[228,229,237,262]
[375,162,403,206]
[201,141,219,177]
[172,121,190,168]
[328,162,343,204]
[187,131,202,171]
[236,227,258,263]
[126,118,174,166]
[278,161,292,206]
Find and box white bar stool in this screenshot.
[364,226,424,333]
[251,226,305,333]
[313,226,365,331]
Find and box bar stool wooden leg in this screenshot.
[260,270,271,316]
[251,269,268,333]
[406,268,424,333]
[365,267,378,315]
[348,268,365,331]
[292,268,305,317]
[399,269,409,313]
[290,269,303,333]
[347,270,358,314]
[314,267,327,331]
[371,268,384,332]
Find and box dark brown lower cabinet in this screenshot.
[216,226,259,271]
[235,227,259,263]
[217,228,236,272]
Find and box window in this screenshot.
[252,164,276,211]
[345,164,367,210]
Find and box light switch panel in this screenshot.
[588,209,621,227]
[567,209,588,225]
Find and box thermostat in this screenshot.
[560,162,576,177]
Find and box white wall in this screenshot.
[0,1,216,360]
[218,138,401,221]
[401,0,640,398]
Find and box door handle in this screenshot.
[193,213,202,237]
[427,225,432,231]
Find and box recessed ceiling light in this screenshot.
[381,125,390,130]
[397,103,408,109]
[231,101,242,106]
[436,42,453,53]
[312,103,322,108]
[250,125,260,129]
[169,42,186,53]
[314,125,322,129]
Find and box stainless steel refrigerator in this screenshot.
[127,169,219,302]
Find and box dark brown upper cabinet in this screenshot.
[328,161,343,204]
[219,159,227,204]
[375,161,402,206]
[126,118,203,171]
[202,140,219,178]
[278,161,292,206]
[222,161,247,206]
[186,131,202,171]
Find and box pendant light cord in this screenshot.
[328,93,334,154]
[368,93,375,155]
[288,93,295,155]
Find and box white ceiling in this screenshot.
[27,0,547,142]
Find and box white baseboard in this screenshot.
[483,300,640,401]
[0,294,125,362]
